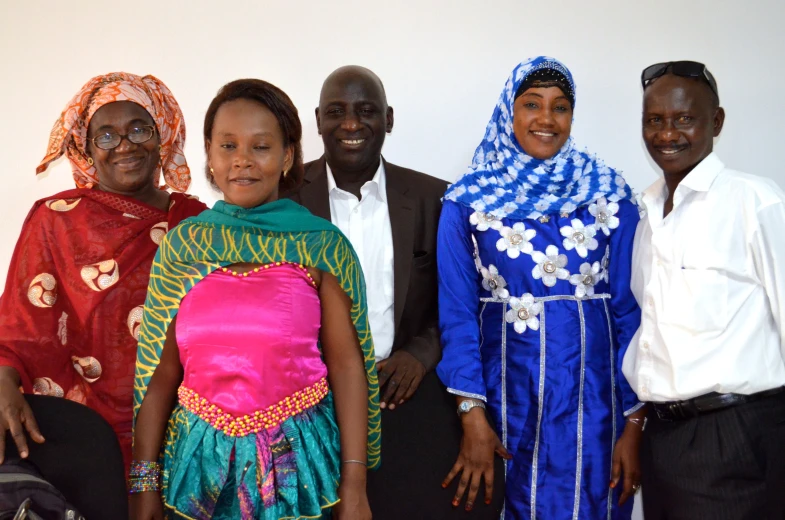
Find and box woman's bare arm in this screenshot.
[133,316,184,462]
[317,270,371,519]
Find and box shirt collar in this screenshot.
[326,159,387,203]
[678,152,725,193]
[641,177,667,211]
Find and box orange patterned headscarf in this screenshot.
[36,72,191,192]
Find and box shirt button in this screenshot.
[647,298,654,308]
[642,341,650,350]
[656,260,662,267]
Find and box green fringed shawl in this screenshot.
[132,198,381,469]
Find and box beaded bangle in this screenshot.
[129,460,162,478]
[128,460,162,494]
[129,477,161,493]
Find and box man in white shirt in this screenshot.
[291,66,504,518]
[623,61,785,518]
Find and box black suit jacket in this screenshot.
[289,156,448,371]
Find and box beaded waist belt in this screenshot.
[177,377,329,437]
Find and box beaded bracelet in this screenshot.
[129,477,161,494]
[128,460,162,494]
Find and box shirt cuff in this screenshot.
[447,388,487,402]
[623,402,646,417]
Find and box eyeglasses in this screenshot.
[87,125,156,150]
[641,61,719,99]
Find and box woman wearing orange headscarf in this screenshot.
[0,72,206,470]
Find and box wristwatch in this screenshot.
[457,399,486,416]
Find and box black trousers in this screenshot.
[366,371,506,519]
[4,395,128,520]
[641,392,785,520]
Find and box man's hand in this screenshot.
[377,351,426,410]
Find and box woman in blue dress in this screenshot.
[438,57,645,519]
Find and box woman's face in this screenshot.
[86,101,161,193]
[512,86,572,160]
[207,99,293,209]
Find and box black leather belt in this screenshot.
[651,386,785,421]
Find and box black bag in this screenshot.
[0,459,84,520]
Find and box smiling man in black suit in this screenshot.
[289,65,504,518]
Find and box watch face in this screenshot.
[460,401,473,412]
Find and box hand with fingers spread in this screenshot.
[610,410,645,505]
[0,367,45,464]
[443,403,510,511]
[377,350,426,410]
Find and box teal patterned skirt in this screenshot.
[162,393,340,519]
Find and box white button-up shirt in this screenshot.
[326,162,395,361]
[623,153,785,402]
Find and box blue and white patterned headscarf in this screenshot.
[444,56,634,220]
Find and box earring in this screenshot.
[283,170,289,178]
[159,145,163,153]
[87,157,94,166]
[210,167,215,174]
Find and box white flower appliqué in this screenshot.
[570,262,601,298]
[560,219,598,258]
[505,294,543,334]
[588,196,620,236]
[531,245,569,287]
[496,222,536,259]
[469,211,503,232]
[481,264,510,300]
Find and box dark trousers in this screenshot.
[641,392,785,520]
[5,395,128,520]
[366,371,506,519]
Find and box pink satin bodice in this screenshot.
[176,264,325,417]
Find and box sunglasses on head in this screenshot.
[641,61,719,98]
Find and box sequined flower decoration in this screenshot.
[149,222,168,245]
[127,306,144,339]
[28,273,57,308]
[505,294,543,334]
[570,261,601,298]
[588,196,620,236]
[469,211,503,232]
[496,223,536,259]
[531,245,569,287]
[560,219,598,258]
[45,198,81,212]
[481,264,510,300]
[32,377,64,398]
[72,356,102,383]
[600,246,610,284]
[81,259,119,292]
[57,312,68,345]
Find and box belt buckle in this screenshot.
[654,404,672,421]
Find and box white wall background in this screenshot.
[2,2,784,516]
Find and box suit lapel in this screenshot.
[298,157,331,221]
[385,160,414,334]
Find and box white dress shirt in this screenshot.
[623,153,785,402]
[326,162,395,361]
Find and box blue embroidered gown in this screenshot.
[437,198,641,520]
